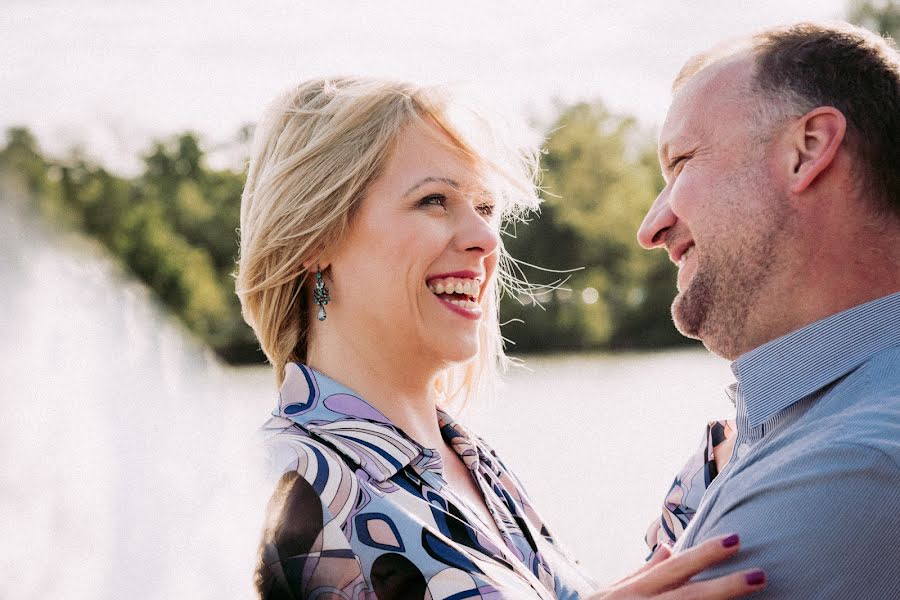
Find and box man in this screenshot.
[637,22,900,598]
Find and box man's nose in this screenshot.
[637,188,677,249]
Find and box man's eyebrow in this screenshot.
[658,141,671,167]
[403,176,460,198]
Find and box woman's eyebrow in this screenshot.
[403,176,460,198]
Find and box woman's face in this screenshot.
[324,121,501,370]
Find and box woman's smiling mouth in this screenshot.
[426,276,483,318]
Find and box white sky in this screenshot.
[1,0,847,173]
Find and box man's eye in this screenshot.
[669,155,690,174]
[418,194,446,208]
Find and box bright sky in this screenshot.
[2,0,847,173]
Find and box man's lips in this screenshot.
[669,241,695,265]
[673,241,697,292]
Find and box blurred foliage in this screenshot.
[1,127,260,363]
[1,108,690,363]
[3,0,887,363]
[848,0,900,38]
[499,102,687,352]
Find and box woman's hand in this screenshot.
[588,534,766,599]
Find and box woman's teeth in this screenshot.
[427,277,481,309]
[427,277,480,299]
[446,298,479,309]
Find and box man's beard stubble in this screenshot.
[671,267,714,341]
[670,201,791,360]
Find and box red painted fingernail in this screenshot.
[721,534,740,547]
[745,570,766,586]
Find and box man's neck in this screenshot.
[735,217,900,359]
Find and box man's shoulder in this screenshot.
[722,347,900,495]
[807,343,900,454]
[688,432,900,597]
[686,351,900,594]
[757,402,900,478]
[853,342,900,398]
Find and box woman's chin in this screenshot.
[424,337,480,367]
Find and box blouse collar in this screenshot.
[273,363,480,483]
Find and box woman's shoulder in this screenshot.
[255,419,369,598]
[259,415,358,492]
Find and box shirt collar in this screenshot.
[731,291,900,429]
[274,363,477,482]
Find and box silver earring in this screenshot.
[313,267,330,321]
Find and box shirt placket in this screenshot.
[437,429,557,599]
[472,462,556,598]
[411,449,518,562]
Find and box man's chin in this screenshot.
[673,294,746,360]
[671,293,704,340]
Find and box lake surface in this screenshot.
[1,194,736,598]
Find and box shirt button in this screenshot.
[735,443,750,459]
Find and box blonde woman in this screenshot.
[237,78,766,599]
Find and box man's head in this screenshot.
[638,22,900,359]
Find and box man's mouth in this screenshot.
[426,277,481,310]
[679,244,695,268]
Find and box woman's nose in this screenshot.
[457,209,500,256]
[637,188,677,249]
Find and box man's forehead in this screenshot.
[659,54,756,153]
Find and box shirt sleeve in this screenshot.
[681,442,900,599]
[645,420,736,553]
[255,470,369,599]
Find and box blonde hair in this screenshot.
[236,77,541,406]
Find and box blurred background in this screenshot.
[2,1,897,598]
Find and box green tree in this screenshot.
[1,126,259,363]
[3,107,693,364]
[848,0,900,38]
[500,102,687,352]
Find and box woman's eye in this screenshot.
[476,203,495,217]
[418,194,446,208]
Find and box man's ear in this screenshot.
[788,107,847,195]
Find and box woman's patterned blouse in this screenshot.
[255,363,597,599]
[645,419,737,553]
[254,363,729,599]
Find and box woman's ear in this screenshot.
[787,106,846,195]
[302,260,329,274]
[301,247,330,274]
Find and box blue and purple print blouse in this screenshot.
[255,363,598,599]
[645,420,736,552]
[255,363,724,599]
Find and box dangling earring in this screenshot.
[313,266,331,321]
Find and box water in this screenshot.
[1,189,270,599]
[1,190,735,597]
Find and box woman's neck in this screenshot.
[306,330,447,451]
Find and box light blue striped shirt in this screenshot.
[675,291,900,599]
